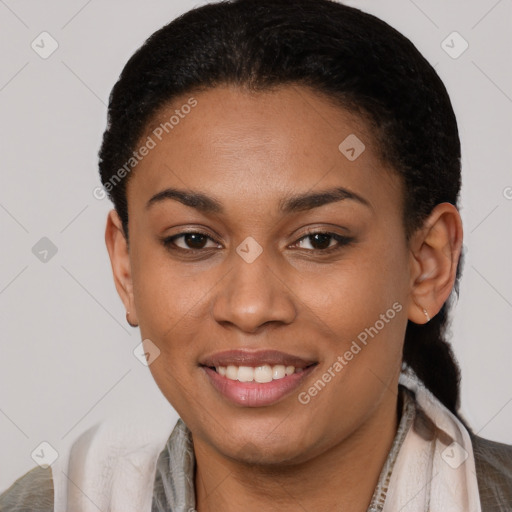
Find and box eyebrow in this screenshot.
[145,186,372,214]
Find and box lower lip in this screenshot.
[202,365,317,407]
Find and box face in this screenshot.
[106,84,423,465]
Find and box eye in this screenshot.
[161,229,353,255]
[161,231,221,252]
[291,231,353,253]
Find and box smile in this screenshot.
[199,349,318,407]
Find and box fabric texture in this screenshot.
[1,371,511,511]
[471,433,512,511]
[0,465,53,512]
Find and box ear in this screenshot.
[407,202,463,324]
[104,209,138,325]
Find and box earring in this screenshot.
[126,311,138,328]
[422,308,431,322]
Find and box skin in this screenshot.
[105,84,463,512]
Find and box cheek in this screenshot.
[295,256,407,431]
[131,242,200,330]
[132,253,205,410]
[350,225,410,308]
[296,235,409,375]
[303,240,407,324]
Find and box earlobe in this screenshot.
[104,209,138,325]
[407,202,463,324]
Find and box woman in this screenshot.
[1,0,511,510]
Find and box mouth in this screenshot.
[199,349,318,407]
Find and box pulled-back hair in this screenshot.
[98,0,469,428]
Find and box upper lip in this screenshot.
[200,349,317,369]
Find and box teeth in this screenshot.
[226,365,238,380]
[215,364,303,382]
[254,365,273,383]
[272,365,286,380]
[237,366,254,382]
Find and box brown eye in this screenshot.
[179,233,208,250]
[293,232,353,253]
[162,231,221,252]
[307,233,332,250]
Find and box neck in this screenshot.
[193,389,402,512]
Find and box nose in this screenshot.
[211,247,297,334]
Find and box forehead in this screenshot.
[127,84,403,219]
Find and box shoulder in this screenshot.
[0,465,54,512]
[470,432,512,511]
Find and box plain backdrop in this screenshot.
[1,0,511,492]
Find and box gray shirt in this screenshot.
[2,385,511,511]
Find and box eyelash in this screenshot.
[161,229,354,255]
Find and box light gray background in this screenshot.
[1,0,511,492]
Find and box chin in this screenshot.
[212,422,318,467]
[226,441,305,467]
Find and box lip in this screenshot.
[199,349,317,369]
[200,349,318,407]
